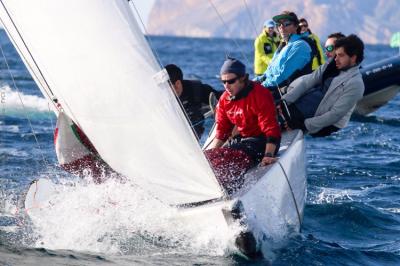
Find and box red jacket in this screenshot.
[215,81,281,142]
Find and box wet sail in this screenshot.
[0,0,222,205]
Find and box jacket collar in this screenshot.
[324,64,361,98]
[228,81,254,101]
[288,33,304,43]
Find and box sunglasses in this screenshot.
[299,23,308,28]
[325,45,334,52]
[276,21,293,28]
[221,77,239,85]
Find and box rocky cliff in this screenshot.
[146,0,400,44]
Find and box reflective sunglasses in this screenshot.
[276,21,293,28]
[325,45,334,52]
[221,77,239,85]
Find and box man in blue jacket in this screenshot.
[255,11,312,97]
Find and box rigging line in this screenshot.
[0,2,81,133]
[166,79,202,143]
[128,1,209,143]
[242,0,258,39]
[0,2,58,112]
[128,0,164,68]
[0,42,50,168]
[277,161,302,230]
[208,0,251,67]
[0,28,57,114]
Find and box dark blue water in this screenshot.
[1,31,400,265]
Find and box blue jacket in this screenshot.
[256,34,312,88]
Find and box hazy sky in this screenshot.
[0,1,156,30]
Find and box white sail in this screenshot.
[0,0,222,205]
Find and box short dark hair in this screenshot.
[327,32,345,40]
[299,18,308,25]
[165,64,183,83]
[299,18,311,33]
[335,34,364,64]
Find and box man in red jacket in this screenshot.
[206,57,281,192]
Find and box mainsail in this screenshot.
[0,0,222,205]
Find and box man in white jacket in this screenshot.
[280,34,365,137]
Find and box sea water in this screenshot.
[1,31,400,265]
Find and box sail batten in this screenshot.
[0,0,222,204]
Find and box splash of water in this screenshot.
[0,85,51,114]
[24,177,236,256]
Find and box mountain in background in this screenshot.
[146,0,400,44]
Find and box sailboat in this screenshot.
[0,0,306,258]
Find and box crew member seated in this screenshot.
[254,11,312,99]
[279,34,365,137]
[205,57,281,193]
[165,64,221,139]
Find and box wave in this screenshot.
[308,186,368,205]
[351,113,400,127]
[0,123,19,133]
[0,147,28,157]
[0,85,52,115]
[14,177,235,256]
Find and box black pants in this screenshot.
[228,135,280,163]
[286,104,339,137]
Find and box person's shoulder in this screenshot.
[255,32,267,43]
[183,79,201,86]
[349,70,364,86]
[217,91,231,108]
[310,33,321,42]
[294,37,312,52]
[251,82,273,97]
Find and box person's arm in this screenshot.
[254,86,281,165]
[210,95,234,147]
[207,138,225,149]
[282,60,327,104]
[304,77,364,133]
[255,36,274,66]
[262,41,311,88]
[260,142,277,166]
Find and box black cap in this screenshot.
[220,57,246,76]
[272,11,300,25]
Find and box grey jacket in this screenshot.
[282,61,365,134]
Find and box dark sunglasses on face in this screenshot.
[325,45,334,52]
[299,23,308,28]
[276,21,293,28]
[221,76,239,85]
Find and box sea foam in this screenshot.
[0,85,51,114]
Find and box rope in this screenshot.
[242,0,258,39]
[0,1,57,109]
[208,0,251,67]
[128,0,165,68]
[277,161,302,230]
[0,43,50,169]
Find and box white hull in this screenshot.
[178,130,306,257]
